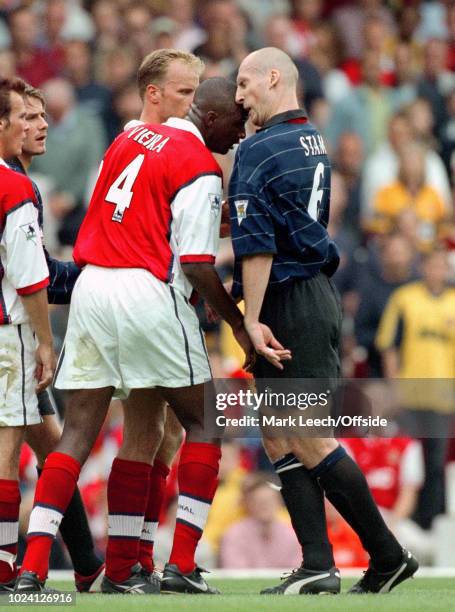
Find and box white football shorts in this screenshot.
[0,323,41,426]
[55,265,211,398]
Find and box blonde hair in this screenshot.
[137,49,204,99]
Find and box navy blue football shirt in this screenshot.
[228,110,339,298]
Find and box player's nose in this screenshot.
[235,89,244,104]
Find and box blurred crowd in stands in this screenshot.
[1,0,454,569]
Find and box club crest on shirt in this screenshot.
[209,193,221,215]
[20,222,37,244]
[235,199,248,225]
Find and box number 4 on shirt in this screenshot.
[105,154,145,223]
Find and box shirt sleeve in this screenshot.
[171,173,222,264]
[228,147,276,259]
[3,201,49,294]
[375,290,403,352]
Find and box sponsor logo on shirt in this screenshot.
[20,222,37,244]
[209,193,221,215]
[235,199,248,225]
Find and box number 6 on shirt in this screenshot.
[307,161,325,222]
[105,154,145,223]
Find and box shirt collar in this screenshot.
[0,157,8,167]
[124,117,205,144]
[258,109,307,132]
[164,117,205,144]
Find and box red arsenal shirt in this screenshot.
[74,118,223,299]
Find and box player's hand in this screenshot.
[233,324,256,372]
[220,200,231,238]
[34,342,57,392]
[244,320,292,370]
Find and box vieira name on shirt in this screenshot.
[127,125,170,152]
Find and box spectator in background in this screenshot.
[343,437,434,564]
[333,132,364,236]
[406,97,437,150]
[263,14,323,110]
[309,22,351,106]
[448,3,455,72]
[111,79,143,135]
[40,0,68,73]
[123,1,154,60]
[30,78,106,248]
[194,0,249,77]
[390,42,418,110]
[362,110,451,220]
[355,233,415,378]
[439,87,455,178]
[220,474,301,569]
[289,0,322,59]
[165,0,205,52]
[8,6,58,86]
[64,38,116,142]
[91,0,124,54]
[326,49,393,155]
[95,46,137,94]
[376,248,455,531]
[332,0,395,63]
[417,38,455,135]
[368,142,447,252]
[391,4,424,72]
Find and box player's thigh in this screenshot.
[158,382,219,444]
[256,273,342,379]
[116,272,211,390]
[0,324,42,427]
[0,425,25,478]
[55,267,122,393]
[119,389,166,463]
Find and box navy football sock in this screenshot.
[274,454,335,571]
[312,447,402,572]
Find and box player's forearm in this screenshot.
[20,288,53,345]
[242,254,273,324]
[182,263,243,330]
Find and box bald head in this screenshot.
[188,77,247,155]
[236,47,300,127]
[242,47,299,88]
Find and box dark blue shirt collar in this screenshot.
[258,109,307,132]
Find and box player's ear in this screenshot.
[269,69,280,88]
[204,110,218,128]
[145,83,161,104]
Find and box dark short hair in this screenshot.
[0,77,26,122]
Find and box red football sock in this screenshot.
[169,442,221,574]
[106,458,151,582]
[0,479,20,583]
[138,459,169,573]
[21,452,81,581]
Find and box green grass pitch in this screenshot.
[9,577,451,611]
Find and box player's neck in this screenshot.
[139,108,164,125]
[18,152,32,171]
[268,94,300,120]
